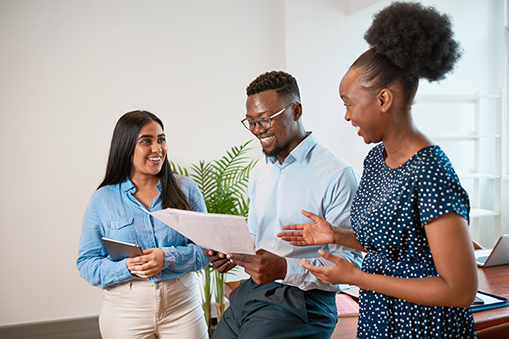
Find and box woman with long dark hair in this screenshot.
[279,2,477,338]
[77,110,209,339]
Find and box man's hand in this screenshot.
[204,249,236,273]
[277,210,335,246]
[228,249,287,285]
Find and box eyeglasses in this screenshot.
[241,103,296,131]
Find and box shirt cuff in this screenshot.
[162,247,175,270]
[116,259,135,281]
[282,257,307,287]
[282,257,349,291]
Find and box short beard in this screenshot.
[262,140,288,158]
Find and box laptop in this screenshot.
[475,234,509,268]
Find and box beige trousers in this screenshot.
[99,273,208,339]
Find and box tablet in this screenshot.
[102,237,143,261]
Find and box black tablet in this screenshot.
[102,237,143,261]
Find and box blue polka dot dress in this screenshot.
[351,144,476,338]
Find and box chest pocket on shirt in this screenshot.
[105,218,138,244]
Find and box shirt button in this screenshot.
[281,169,285,173]
[277,195,280,199]
[271,244,275,248]
[276,221,279,225]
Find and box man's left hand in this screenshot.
[228,249,287,285]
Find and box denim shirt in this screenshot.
[248,133,363,291]
[77,175,209,289]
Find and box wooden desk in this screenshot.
[474,265,509,331]
[331,265,509,338]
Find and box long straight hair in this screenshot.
[99,110,191,210]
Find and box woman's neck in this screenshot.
[382,114,433,169]
[131,174,159,190]
[130,175,160,209]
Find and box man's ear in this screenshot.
[293,102,303,120]
[379,89,393,113]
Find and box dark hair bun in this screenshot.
[365,1,462,82]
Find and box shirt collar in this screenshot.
[120,177,162,193]
[265,131,317,166]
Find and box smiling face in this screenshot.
[130,120,168,181]
[245,89,302,162]
[340,67,384,144]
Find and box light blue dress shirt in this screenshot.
[248,133,363,291]
[77,175,209,289]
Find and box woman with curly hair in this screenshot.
[279,2,477,338]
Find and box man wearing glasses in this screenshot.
[206,71,362,339]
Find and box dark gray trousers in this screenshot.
[212,278,337,339]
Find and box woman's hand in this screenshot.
[300,249,360,285]
[126,248,165,278]
[277,210,335,246]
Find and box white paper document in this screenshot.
[148,208,256,254]
[476,292,503,306]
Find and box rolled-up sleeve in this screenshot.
[76,197,135,289]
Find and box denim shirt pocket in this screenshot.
[105,217,138,244]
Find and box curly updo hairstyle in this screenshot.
[352,1,462,104]
[246,71,301,103]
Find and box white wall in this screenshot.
[284,0,508,243]
[284,0,506,173]
[0,0,281,326]
[0,0,505,327]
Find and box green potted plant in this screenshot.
[171,140,256,328]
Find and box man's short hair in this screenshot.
[246,71,301,102]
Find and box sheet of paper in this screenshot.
[342,285,360,298]
[476,292,504,305]
[148,208,256,254]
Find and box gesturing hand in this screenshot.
[300,249,359,285]
[277,210,335,246]
[126,248,165,278]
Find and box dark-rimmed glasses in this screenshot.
[241,103,296,131]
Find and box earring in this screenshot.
[382,108,385,112]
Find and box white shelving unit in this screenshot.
[413,92,505,245]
